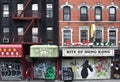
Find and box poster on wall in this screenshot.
[62,57,111,79]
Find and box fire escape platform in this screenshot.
[12,17,41,20]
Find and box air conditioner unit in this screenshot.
[3,38,9,43]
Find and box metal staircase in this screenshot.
[12,0,41,43]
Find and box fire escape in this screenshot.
[12,0,41,44]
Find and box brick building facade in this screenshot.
[59,0,120,80]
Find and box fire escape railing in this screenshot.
[12,0,41,44]
[18,0,32,17]
[18,19,34,42]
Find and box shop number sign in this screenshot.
[63,48,114,57]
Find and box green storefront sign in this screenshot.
[30,45,59,57]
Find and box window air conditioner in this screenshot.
[3,38,9,43]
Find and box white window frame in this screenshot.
[95,26,104,42]
[63,6,71,21]
[3,27,9,38]
[61,27,73,46]
[79,26,89,43]
[108,27,118,47]
[95,6,102,21]
[18,27,23,36]
[47,27,53,43]
[3,4,9,17]
[46,4,53,18]
[32,4,38,17]
[17,4,24,17]
[32,27,38,42]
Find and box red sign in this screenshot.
[0,44,22,58]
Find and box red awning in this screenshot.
[0,44,22,58]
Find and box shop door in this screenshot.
[111,55,120,79]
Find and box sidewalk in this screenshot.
[0,79,120,82]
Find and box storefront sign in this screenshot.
[63,48,114,57]
[30,45,59,57]
[0,44,22,58]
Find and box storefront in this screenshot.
[30,45,59,80]
[0,44,23,80]
[61,47,114,80]
[111,50,120,79]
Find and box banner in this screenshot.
[63,48,114,57]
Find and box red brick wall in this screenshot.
[59,0,120,46]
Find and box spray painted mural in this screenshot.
[34,59,55,79]
[62,57,111,79]
[0,61,22,80]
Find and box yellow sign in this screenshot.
[90,24,96,39]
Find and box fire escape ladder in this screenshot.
[18,19,35,42]
[18,0,32,17]
[37,19,42,43]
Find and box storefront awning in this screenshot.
[30,45,59,57]
[0,44,22,58]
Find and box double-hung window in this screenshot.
[17,4,23,17]
[3,4,9,17]
[32,4,38,17]
[95,30,102,43]
[62,29,72,46]
[46,4,53,18]
[32,27,38,42]
[18,27,23,36]
[63,6,71,21]
[95,7,102,21]
[18,27,24,42]
[3,27,9,38]
[80,6,88,21]
[109,7,116,21]
[47,27,53,43]
[109,30,116,46]
[80,30,88,42]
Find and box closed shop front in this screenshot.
[0,44,23,80]
[33,58,56,79]
[30,45,59,80]
[111,50,120,79]
[0,59,22,80]
[61,47,114,80]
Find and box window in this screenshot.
[62,29,72,46]
[3,27,9,38]
[17,4,23,17]
[95,30,102,43]
[109,7,116,21]
[95,7,102,21]
[80,6,88,21]
[46,4,53,18]
[32,27,38,42]
[32,4,38,17]
[3,4,9,17]
[109,30,116,46]
[47,27,53,43]
[63,6,71,21]
[18,27,23,36]
[46,0,53,2]
[80,30,88,42]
